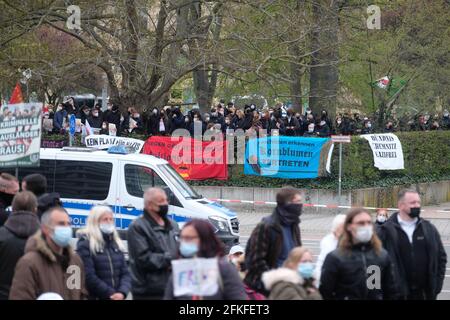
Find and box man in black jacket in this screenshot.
[377,189,447,300]
[127,187,179,300]
[244,187,303,296]
[0,191,40,299]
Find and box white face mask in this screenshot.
[355,225,373,243]
[99,223,115,235]
[376,216,386,223]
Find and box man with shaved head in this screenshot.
[127,187,179,300]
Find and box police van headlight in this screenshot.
[208,216,229,232]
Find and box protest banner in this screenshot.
[361,133,404,170]
[142,136,228,180]
[84,135,144,153]
[0,102,42,168]
[244,136,332,179]
[171,258,219,297]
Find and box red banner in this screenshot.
[9,82,24,104]
[142,136,228,180]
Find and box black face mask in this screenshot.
[284,203,303,217]
[277,203,303,226]
[408,207,421,218]
[157,204,169,218]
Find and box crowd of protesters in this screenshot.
[0,174,447,300]
[41,97,450,139]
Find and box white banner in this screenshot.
[361,133,404,170]
[84,135,144,153]
[172,258,220,297]
[0,102,42,168]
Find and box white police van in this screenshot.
[12,147,240,248]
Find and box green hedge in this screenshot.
[42,131,450,190]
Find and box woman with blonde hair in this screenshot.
[76,205,131,300]
[261,247,322,300]
[319,208,398,300]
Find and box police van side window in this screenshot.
[124,164,167,198]
[1,159,56,192]
[54,160,112,200]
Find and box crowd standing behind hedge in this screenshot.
[41,97,450,138]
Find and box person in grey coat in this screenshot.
[127,188,179,300]
[164,219,247,300]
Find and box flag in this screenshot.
[9,82,24,104]
[371,76,390,89]
[387,78,407,97]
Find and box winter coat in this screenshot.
[243,210,301,295]
[9,230,87,300]
[284,117,300,136]
[164,257,247,300]
[76,234,131,300]
[0,211,40,299]
[127,212,179,298]
[262,268,322,300]
[376,212,447,300]
[171,113,185,133]
[54,110,67,130]
[319,243,398,300]
[316,124,330,137]
[105,110,121,132]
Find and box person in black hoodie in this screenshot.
[0,173,19,227]
[21,174,62,220]
[170,107,185,133]
[377,189,447,300]
[0,191,40,300]
[105,105,121,135]
[87,108,104,129]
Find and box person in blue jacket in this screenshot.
[76,205,131,300]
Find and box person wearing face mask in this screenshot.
[377,189,447,300]
[334,116,344,135]
[127,187,179,300]
[319,208,398,300]
[303,123,316,137]
[76,206,130,300]
[284,109,300,136]
[9,207,87,300]
[87,107,104,129]
[105,105,121,135]
[76,105,91,125]
[375,209,389,227]
[0,173,20,227]
[262,247,322,300]
[244,187,303,296]
[361,120,373,134]
[163,219,247,300]
[316,120,330,137]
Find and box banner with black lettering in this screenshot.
[361,133,404,170]
[0,102,42,168]
[85,135,144,153]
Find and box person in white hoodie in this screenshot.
[314,214,346,285]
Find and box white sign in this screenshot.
[361,133,404,170]
[331,135,351,143]
[0,102,42,168]
[84,135,144,153]
[172,258,220,297]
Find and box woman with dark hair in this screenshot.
[164,219,247,300]
[319,208,399,300]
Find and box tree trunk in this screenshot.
[309,0,339,121]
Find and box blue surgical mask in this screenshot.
[179,241,198,258]
[51,226,72,247]
[298,262,315,279]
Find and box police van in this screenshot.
[11,147,240,248]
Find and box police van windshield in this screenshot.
[158,164,201,199]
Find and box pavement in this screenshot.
[234,202,450,300]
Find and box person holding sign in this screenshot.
[164,219,247,300]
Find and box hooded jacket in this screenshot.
[37,192,62,219]
[0,211,40,299]
[9,230,87,300]
[262,268,322,300]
